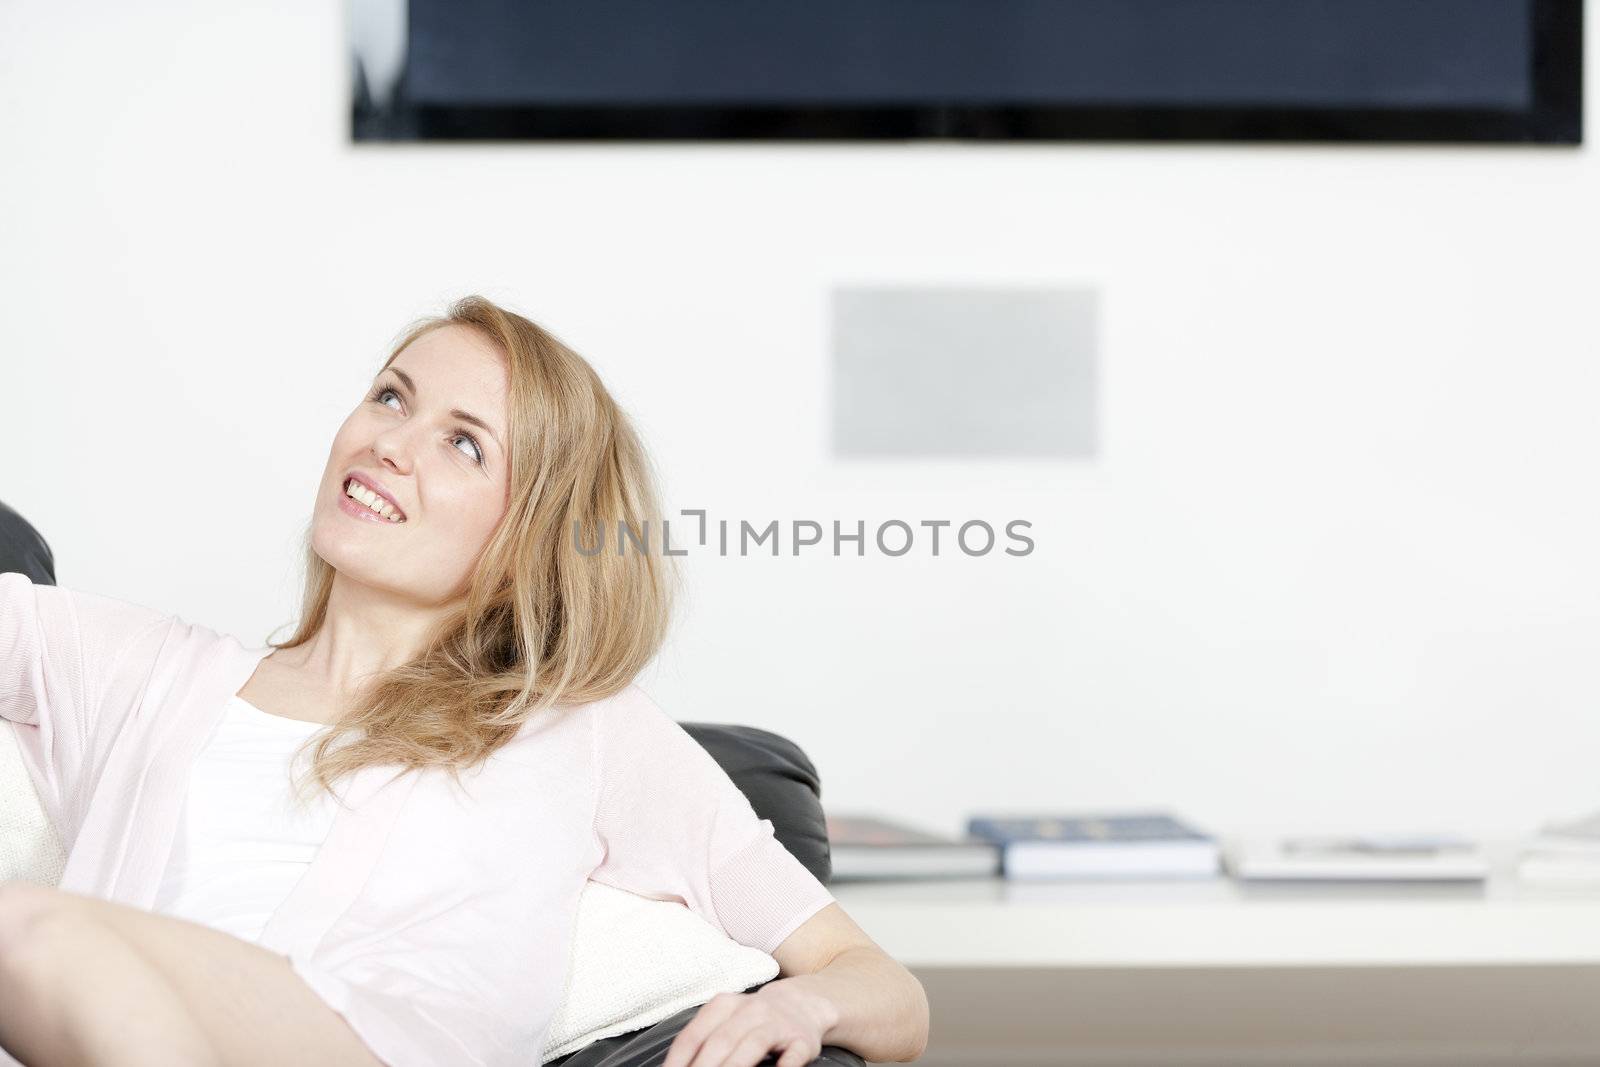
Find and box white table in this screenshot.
[828,841,1600,1066]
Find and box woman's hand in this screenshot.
[661,981,842,1067]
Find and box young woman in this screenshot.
[0,296,929,1067]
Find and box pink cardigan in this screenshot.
[0,572,835,1067]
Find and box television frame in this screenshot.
[352,0,1582,144]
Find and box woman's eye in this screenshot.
[369,385,482,466]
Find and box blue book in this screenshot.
[966,811,1221,880]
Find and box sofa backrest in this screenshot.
[0,498,54,584]
[681,722,834,884]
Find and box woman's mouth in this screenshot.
[340,478,406,523]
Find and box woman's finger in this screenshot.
[662,992,749,1067]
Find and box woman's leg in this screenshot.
[0,881,384,1067]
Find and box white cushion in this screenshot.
[0,721,64,885]
[0,721,777,1063]
[540,880,777,1061]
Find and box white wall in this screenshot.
[2,1,1597,843]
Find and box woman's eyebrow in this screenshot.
[384,366,503,449]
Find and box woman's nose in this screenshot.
[369,429,414,476]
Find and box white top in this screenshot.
[151,695,338,944]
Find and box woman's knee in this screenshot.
[0,881,222,1067]
[0,879,62,940]
[0,880,80,974]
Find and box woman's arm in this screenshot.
[0,572,173,820]
[665,901,930,1066]
[767,901,930,1062]
[590,688,929,1062]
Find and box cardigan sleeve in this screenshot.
[0,570,172,821]
[588,685,836,957]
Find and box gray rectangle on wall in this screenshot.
[830,286,1097,458]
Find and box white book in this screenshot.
[1228,834,1489,882]
[1005,840,1220,880]
[1516,835,1600,884]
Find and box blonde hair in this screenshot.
[274,295,675,807]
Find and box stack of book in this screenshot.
[824,815,1001,881]
[964,811,1221,880]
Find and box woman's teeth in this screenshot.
[345,480,404,522]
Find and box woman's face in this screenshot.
[311,324,512,606]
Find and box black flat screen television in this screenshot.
[351,0,1582,143]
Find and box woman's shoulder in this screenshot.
[584,683,720,777]
[576,682,678,739]
[493,682,666,765]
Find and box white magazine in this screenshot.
[1228,834,1489,882]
